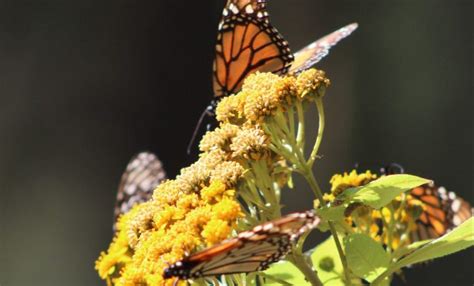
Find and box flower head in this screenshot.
[242,72,285,122]
[215,93,247,125]
[295,69,330,100]
[230,125,270,161]
[329,170,377,199]
[210,161,244,188]
[215,69,329,125]
[199,123,240,153]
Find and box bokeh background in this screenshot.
[0,0,471,285]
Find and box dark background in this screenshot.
[0,0,471,285]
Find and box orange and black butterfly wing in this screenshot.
[114,152,167,230]
[409,184,472,242]
[189,234,292,278]
[409,184,449,241]
[162,237,246,279]
[437,186,473,230]
[213,0,294,98]
[163,211,319,279]
[289,23,358,75]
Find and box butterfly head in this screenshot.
[380,163,405,175]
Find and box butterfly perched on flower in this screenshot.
[381,163,473,241]
[163,210,320,280]
[212,0,357,100]
[188,0,357,153]
[113,152,167,230]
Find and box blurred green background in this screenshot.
[0,0,471,285]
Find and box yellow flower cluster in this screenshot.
[216,70,329,124]
[96,174,242,285]
[328,170,425,250]
[326,170,377,202]
[96,212,134,285]
[96,69,330,285]
[211,69,330,221]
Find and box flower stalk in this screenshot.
[302,167,352,286]
[287,251,323,286]
[308,97,325,167]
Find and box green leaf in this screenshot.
[315,206,347,233]
[391,217,473,268]
[264,260,309,285]
[341,175,430,209]
[390,239,432,261]
[259,272,294,285]
[310,237,364,286]
[311,237,345,286]
[316,205,345,221]
[316,220,330,232]
[344,234,390,282]
[372,218,474,285]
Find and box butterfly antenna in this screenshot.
[186,104,214,155]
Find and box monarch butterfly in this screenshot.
[381,163,473,241]
[163,210,320,280]
[188,0,358,153]
[212,0,357,99]
[113,152,167,231]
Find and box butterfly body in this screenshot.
[163,210,320,279]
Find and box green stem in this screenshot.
[288,105,296,144]
[264,124,298,161]
[302,166,324,201]
[303,170,352,286]
[308,97,325,167]
[274,110,292,139]
[296,101,306,150]
[252,162,281,219]
[328,224,352,286]
[288,252,323,286]
[387,205,395,253]
[268,143,298,164]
